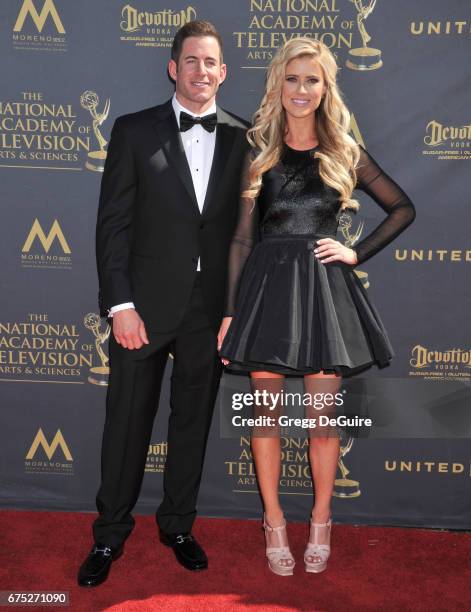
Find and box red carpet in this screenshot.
[0,510,469,611]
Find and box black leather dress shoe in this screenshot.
[77,543,123,587]
[160,532,208,571]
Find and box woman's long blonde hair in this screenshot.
[244,37,360,212]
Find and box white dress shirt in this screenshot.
[109,94,217,316]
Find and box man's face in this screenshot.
[168,36,227,113]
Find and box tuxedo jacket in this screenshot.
[96,99,250,333]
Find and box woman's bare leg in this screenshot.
[250,371,285,526]
[304,371,342,524]
[250,371,295,571]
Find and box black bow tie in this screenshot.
[179,111,217,133]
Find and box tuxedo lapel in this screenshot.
[201,107,237,216]
[153,101,199,215]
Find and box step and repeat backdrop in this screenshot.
[0,0,470,529]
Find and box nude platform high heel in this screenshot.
[304,517,332,573]
[263,514,295,576]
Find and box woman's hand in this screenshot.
[314,238,358,265]
[217,316,233,365]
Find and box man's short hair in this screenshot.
[171,20,223,64]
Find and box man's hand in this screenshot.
[112,309,149,350]
[217,316,233,365]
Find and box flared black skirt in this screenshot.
[220,234,394,377]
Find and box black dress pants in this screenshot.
[93,274,222,549]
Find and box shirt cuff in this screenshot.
[108,302,135,317]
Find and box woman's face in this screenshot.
[281,55,326,121]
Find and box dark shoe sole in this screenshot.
[178,557,208,571]
[174,556,208,571]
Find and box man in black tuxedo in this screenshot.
[78,21,249,587]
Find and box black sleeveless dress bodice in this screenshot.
[258,145,342,237]
[220,144,416,376]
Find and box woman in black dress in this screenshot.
[218,37,415,576]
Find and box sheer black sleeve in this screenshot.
[351,145,416,265]
[224,152,259,316]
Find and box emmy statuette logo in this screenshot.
[80,91,110,172]
[333,434,361,498]
[339,212,369,289]
[346,0,383,71]
[84,313,111,386]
